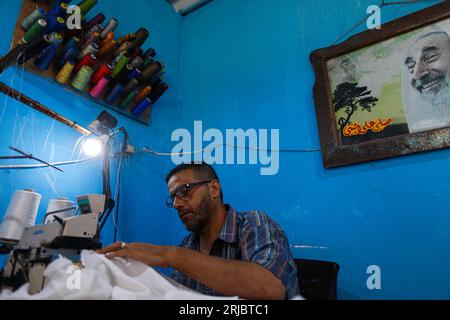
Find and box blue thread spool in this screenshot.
[22,8,46,31]
[127,68,142,81]
[48,2,68,20]
[58,46,78,68]
[132,98,151,117]
[34,44,58,70]
[61,36,80,54]
[46,16,66,33]
[106,83,125,104]
[49,32,64,46]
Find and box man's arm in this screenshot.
[97,242,286,300]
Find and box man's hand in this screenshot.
[96,242,177,268]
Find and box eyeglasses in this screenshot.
[166,181,211,208]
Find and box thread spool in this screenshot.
[83,31,100,49]
[120,89,138,110]
[101,18,119,39]
[134,86,152,104]
[101,32,114,46]
[114,64,133,85]
[56,60,75,84]
[85,24,103,40]
[61,36,80,54]
[17,35,52,65]
[132,27,149,48]
[149,83,168,104]
[118,41,133,53]
[127,68,142,81]
[84,12,105,31]
[72,65,94,90]
[0,190,41,242]
[111,53,130,78]
[123,78,139,96]
[118,33,136,45]
[139,61,163,83]
[48,2,69,19]
[143,48,157,60]
[131,97,151,117]
[90,76,109,98]
[49,32,64,46]
[22,8,46,31]
[131,56,144,69]
[44,198,74,224]
[58,46,78,68]
[98,39,117,59]
[91,63,112,85]
[78,42,98,59]
[22,19,47,43]
[78,0,98,16]
[46,16,66,33]
[75,53,97,71]
[34,44,58,70]
[106,83,125,104]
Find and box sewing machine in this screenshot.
[0,194,105,295]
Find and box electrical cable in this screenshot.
[0,157,100,169]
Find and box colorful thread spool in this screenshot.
[131,57,144,69]
[78,0,98,16]
[56,60,75,84]
[111,54,130,78]
[22,19,47,43]
[139,62,163,83]
[48,2,69,19]
[148,83,168,104]
[91,63,112,85]
[49,32,64,46]
[132,28,149,48]
[134,86,152,104]
[123,78,139,96]
[61,36,80,53]
[22,8,46,31]
[34,44,58,70]
[46,16,66,33]
[127,68,142,81]
[84,13,105,31]
[101,18,119,39]
[106,83,124,104]
[118,33,136,45]
[75,53,97,72]
[90,76,109,98]
[98,40,117,59]
[78,42,98,59]
[143,48,157,60]
[17,35,52,65]
[101,32,115,46]
[118,41,133,54]
[72,65,94,91]
[120,89,138,110]
[131,98,151,117]
[113,64,133,86]
[83,31,100,50]
[85,24,103,39]
[58,46,78,68]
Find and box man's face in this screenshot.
[167,170,212,232]
[405,32,450,96]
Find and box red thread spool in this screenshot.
[91,63,113,85]
[75,53,97,72]
[130,47,143,60]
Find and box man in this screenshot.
[97,163,299,300]
[402,29,450,133]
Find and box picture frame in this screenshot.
[310,1,450,168]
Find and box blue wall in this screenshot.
[1,0,449,299]
[177,0,450,299]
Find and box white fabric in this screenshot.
[0,251,240,300]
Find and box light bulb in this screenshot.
[82,137,103,157]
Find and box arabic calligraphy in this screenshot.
[343,118,393,137]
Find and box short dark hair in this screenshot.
[166,162,223,202]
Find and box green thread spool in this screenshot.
[78,0,98,16]
[22,19,47,44]
[111,54,130,78]
[72,65,94,91]
[120,89,138,110]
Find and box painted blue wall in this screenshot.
[0,0,449,300]
[177,0,450,299]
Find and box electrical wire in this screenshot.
[0,156,100,169]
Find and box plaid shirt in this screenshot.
[171,205,299,299]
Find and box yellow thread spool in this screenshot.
[56,61,75,84]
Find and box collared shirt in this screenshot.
[171,205,299,299]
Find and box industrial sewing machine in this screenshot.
[0,194,105,295]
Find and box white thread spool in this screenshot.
[0,189,41,242]
[44,198,74,224]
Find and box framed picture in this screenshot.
[310,1,450,168]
